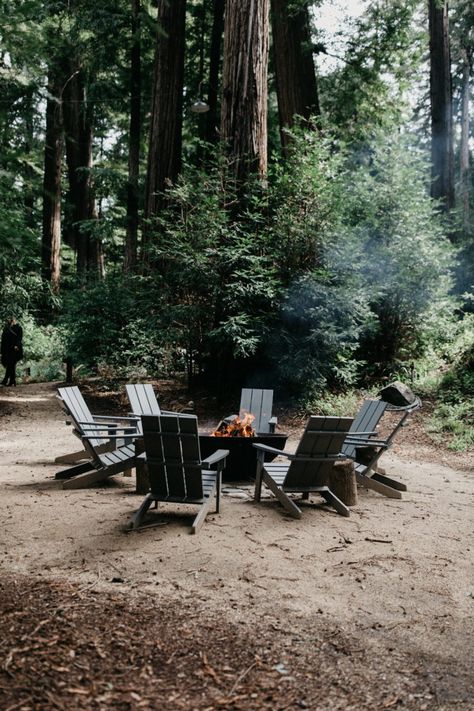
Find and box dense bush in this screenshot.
[342,135,455,376]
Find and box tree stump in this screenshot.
[329,459,357,506]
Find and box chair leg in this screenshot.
[356,471,402,499]
[130,494,154,530]
[263,472,302,519]
[371,472,407,492]
[62,467,113,489]
[215,471,222,514]
[320,488,350,517]
[254,454,264,502]
[191,496,214,535]
[54,450,87,465]
[55,461,94,480]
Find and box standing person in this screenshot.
[1,317,23,387]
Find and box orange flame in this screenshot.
[212,412,256,438]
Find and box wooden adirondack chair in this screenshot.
[239,388,277,433]
[130,413,229,534]
[344,399,420,499]
[56,386,139,489]
[253,416,354,518]
[55,386,130,465]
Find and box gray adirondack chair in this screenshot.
[130,413,229,534]
[344,399,420,499]
[253,416,354,518]
[239,388,277,433]
[56,386,138,489]
[55,385,128,465]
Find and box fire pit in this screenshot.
[199,413,288,481]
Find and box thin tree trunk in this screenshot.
[220,0,270,191]
[124,0,141,273]
[144,0,187,225]
[23,87,36,228]
[271,0,320,154]
[62,67,103,276]
[41,69,63,290]
[428,0,455,212]
[460,48,471,234]
[206,0,225,144]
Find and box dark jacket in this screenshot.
[1,323,23,366]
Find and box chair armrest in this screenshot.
[253,442,291,458]
[81,433,138,442]
[92,414,140,423]
[350,439,387,448]
[201,449,230,469]
[79,422,138,434]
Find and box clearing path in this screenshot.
[0,382,473,710]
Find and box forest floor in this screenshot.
[0,380,473,710]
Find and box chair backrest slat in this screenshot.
[341,400,387,459]
[58,386,102,452]
[239,388,273,434]
[141,414,204,500]
[126,384,161,417]
[284,416,353,489]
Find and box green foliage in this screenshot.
[319,0,422,144]
[0,274,58,321]
[301,390,365,418]
[343,134,455,375]
[269,126,345,282]
[59,275,169,378]
[416,317,474,451]
[145,165,280,378]
[271,273,368,397]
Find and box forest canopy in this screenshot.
[0,0,472,436]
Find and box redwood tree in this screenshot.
[205,0,225,144]
[144,0,187,225]
[124,0,141,273]
[41,67,63,290]
[428,0,455,212]
[220,0,270,189]
[62,65,103,275]
[459,47,472,234]
[271,0,320,153]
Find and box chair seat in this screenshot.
[99,443,135,469]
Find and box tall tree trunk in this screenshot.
[206,0,225,144]
[428,0,455,212]
[124,0,141,273]
[460,48,471,234]
[144,0,187,226]
[41,69,63,290]
[220,0,270,191]
[23,86,36,228]
[62,67,103,276]
[271,0,320,154]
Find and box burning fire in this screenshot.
[212,412,256,438]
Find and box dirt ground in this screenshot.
[0,381,473,710]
